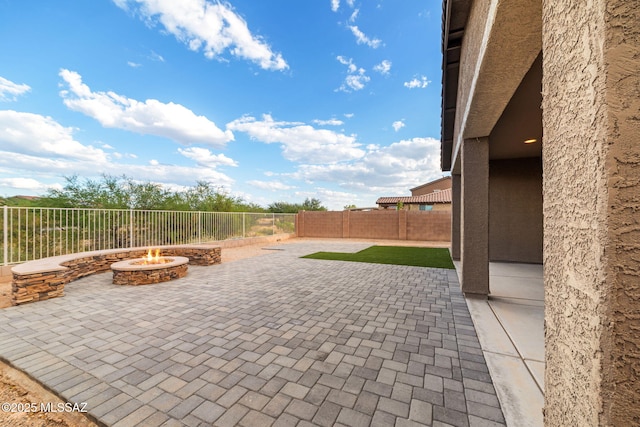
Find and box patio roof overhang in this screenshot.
[440,0,543,174]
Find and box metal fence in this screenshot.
[1,206,296,265]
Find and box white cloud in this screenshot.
[331,0,340,12]
[0,109,235,193]
[348,25,382,48]
[0,149,234,190]
[404,75,431,89]
[247,180,295,191]
[0,77,31,102]
[227,114,365,164]
[149,51,165,62]
[313,118,344,126]
[178,147,238,167]
[290,137,442,193]
[0,110,108,162]
[336,55,355,72]
[114,0,287,71]
[392,120,405,132]
[335,56,370,92]
[0,177,52,192]
[127,61,142,68]
[373,60,392,75]
[349,8,359,22]
[343,73,370,92]
[59,69,234,147]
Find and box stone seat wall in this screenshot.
[11,245,221,306]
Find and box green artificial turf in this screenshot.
[302,245,455,269]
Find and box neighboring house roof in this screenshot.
[376,188,452,205]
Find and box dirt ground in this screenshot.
[0,237,447,426]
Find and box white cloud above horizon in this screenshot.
[0,109,236,191]
[227,114,365,164]
[392,120,405,132]
[404,75,431,89]
[178,147,238,168]
[113,0,288,71]
[59,69,234,147]
[336,56,370,92]
[247,180,295,192]
[0,149,235,191]
[313,118,344,126]
[348,25,382,49]
[0,110,109,162]
[0,77,31,102]
[289,137,442,195]
[0,177,57,192]
[373,60,392,75]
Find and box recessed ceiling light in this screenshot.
[524,138,537,144]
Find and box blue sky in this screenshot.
[0,0,445,210]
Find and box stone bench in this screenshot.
[10,244,221,306]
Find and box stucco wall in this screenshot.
[453,0,492,151]
[542,0,640,425]
[452,0,542,171]
[411,178,451,196]
[489,158,542,263]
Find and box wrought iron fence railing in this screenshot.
[0,206,296,265]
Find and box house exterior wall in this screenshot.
[452,0,542,168]
[451,174,461,260]
[406,203,451,212]
[460,137,489,296]
[410,177,452,196]
[542,0,640,425]
[296,210,451,242]
[453,0,492,149]
[489,158,543,263]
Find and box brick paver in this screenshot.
[0,241,505,426]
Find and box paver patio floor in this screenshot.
[0,241,505,426]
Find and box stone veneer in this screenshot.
[111,257,189,286]
[11,245,221,306]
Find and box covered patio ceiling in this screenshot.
[440,0,543,174]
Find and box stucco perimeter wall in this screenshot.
[296,210,451,242]
[489,158,542,263]
[542,1,640,425]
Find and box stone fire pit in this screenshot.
[111,255,189,286]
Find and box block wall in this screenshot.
[297,210,451,242]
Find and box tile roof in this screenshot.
[376,188,452,205]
